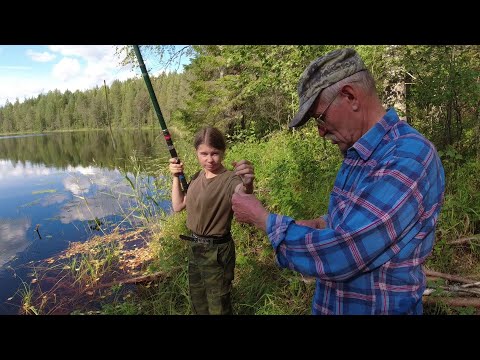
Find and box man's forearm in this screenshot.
[253,208,269,232]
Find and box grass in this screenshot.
[67,239,121,288]
[18,280,39,315]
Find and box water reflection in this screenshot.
[0,130,177,314]
[0,159,56,180]
[58,167,133,224]
[0,218,31,267]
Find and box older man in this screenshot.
[232,48,445,315]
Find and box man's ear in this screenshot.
[341,84,359,111]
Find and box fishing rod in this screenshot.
[133,45,188,193]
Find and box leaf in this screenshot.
[146,195,159,206]
[125,174,135,189]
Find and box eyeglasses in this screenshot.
[311,91,340,128]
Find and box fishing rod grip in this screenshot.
[163,129,188,192]
[173,156,188,193]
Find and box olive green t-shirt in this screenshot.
[186,169,242,237]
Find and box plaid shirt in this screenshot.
[267,108,445,314]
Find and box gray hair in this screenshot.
[321,70,377,103]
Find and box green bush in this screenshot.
[227,124,341,220]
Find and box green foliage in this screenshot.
[149,212,190,272]
[439,159,480,236]
[182,45,332,138]
[227,125,340,219]
[456,306,476,315]
[401,46,480,153]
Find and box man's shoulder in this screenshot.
[389,122,436,154]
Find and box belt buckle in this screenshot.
[193,233,210,245]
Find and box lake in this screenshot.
[0,129,175,314]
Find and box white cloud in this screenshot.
[52,57,82,81]
[26,49,56,62]
[0,45,135,106]
[0,76,46,105]
[48,45,114,60]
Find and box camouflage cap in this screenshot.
[289,48,367,128]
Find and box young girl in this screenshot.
[169,126,254,315]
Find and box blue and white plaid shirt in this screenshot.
[267,108,445,314]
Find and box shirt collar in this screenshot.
[349,108,400,161]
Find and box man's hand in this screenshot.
[232,192,268,232]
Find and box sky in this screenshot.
[0,45,190,107]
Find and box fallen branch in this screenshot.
[88,265,184,292]
[424,286,480,296]
[425,269,479,284]
[461,281,480,288]
[423,296,480,308]
[88,270,171,291]
[448,235,480,245]
[441,285,480,296]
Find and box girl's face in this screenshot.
[196,143,224,173]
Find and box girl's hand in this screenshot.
[169,158,184,177]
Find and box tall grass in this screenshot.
[68,239,121,287]
[428,158,480,275]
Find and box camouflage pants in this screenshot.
[188,239,235,315]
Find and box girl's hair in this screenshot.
[194,127,226,151]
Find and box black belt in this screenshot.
[179,232,232,245]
